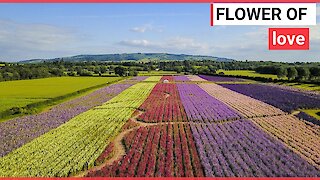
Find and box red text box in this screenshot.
[269,28,309,50]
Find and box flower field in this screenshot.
[177,84,242,122]
[251,115,320,169]
[87,124,204,177]
[199,75,246,82]
[0,75,319,177]
[191,120,319,176]
[0,83,133,158]
[137,83,187,122]
[0,82,156,177]
[199,83,285,118]
[221,84,320,112]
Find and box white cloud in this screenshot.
[119,39,153,47]
[130,27,148,33]
[130,24,163,33]
[0,19,78,61]
[118,37,210,55]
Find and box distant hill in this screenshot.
[19,53,235,63]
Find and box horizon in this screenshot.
[2,52,320,63]
[0,3,319,62]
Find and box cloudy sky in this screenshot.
[0,3,319,62]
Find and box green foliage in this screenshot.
[287,67,298,80]
[114,66,125,76]
[276,66,288,78]
[296,67,310,81]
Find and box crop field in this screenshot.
[0,75,319,177]
[216,70,281,79]
[0,77,123,114]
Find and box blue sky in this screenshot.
[0,3,319,62]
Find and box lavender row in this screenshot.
[191,120,319,177]
[177,84,242,122]
[173,76,190,81]
[124,76,149,81]
[221,84,320,112]
[295,112,320,126]
[0,83,133,157]
[199,75,245,82]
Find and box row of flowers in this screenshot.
[0,82,157,177]
[87,124,204,177]
[0,83,133,158]
[191,119,319,177]
[177,84,242,122]
[251,115,320,170]
[199,83,285,118]
[221,84,320,113]
[137,83,187,122]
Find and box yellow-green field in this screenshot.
[302,109,320,120]
[217,70,281,79]
[0,77,122,113]
[277,82,320,92]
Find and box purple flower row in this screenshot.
[191,120,320,177]
[221,84,320,112]
[199,75,245,82]
[0,83,134,157]
[177,84,242,122]
[295,112,320,126]
[174,76,190,81]
[125,76,149,81]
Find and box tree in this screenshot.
[287,67,298,80]
[175,66,183,74]
[12,71,20,80]
[0,73,3,81]
[309,67,320,80]
[276,67,287,78]
[100,66,107,73]
[296,67,310,81]
[3,72,13,80]
[114,66,125,76]
[50,68,64,77]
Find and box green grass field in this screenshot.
[302,109,320,120]
[277,82,320,92]
[0,77,122,113]
[217,70,281,79]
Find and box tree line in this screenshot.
[255,65,320,81]
[0,60,319,84]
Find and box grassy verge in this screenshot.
[0,77,126,122]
